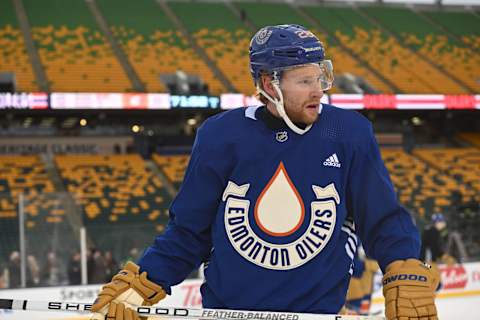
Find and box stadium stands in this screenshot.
[424,10,480,88]
[381,148,476,222]
[55,154,171,224]
[236,2,394,93]
[0,0,38,92]
[0,153,180,268]
[22,0,132,92]
[3,1,479,94]
[169,2,254,95]
[307,6,472,93]
[422,10,480,47]
[414,148,480,199]
[152,154,190,189]
[55,154,174,259]
[359,6,479,92]
[0,155,58,224]
[97,0,226,94]
[0,155,61,264]
[458,132,480,147]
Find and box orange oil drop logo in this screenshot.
[254,162,305,237]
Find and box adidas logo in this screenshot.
[323,153,341,168]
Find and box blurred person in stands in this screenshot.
[0,267,5,288]
[68,252,82,285]
[90,248,107,284]
[87,247,94,282]
[421,213,464,264]
[104,250,118,282]
[27,254,40,286]
[119,247,140,267]
[90,24,439,320]
[421,213,448,263]
[41,251,66,286]
[7,251,21,288]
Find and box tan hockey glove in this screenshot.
[90,261,166,320]
[382,259,440,320]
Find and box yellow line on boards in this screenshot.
[437,290,480,298]
[372,290,480,304]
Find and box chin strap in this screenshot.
[256,73,312,135]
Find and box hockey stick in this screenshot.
[0,298,384,320]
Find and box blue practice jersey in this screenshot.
[138,104,420,313]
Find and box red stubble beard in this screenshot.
[284,100,320,125]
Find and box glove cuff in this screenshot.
[136,272,166,304]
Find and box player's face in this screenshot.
[279,64,324,125]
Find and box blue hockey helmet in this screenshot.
[249,24,332,89]
[431,213,446,223]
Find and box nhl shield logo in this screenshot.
[276,131,288,142]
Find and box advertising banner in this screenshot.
[0,137,133,155]
[50,93,170,110]
[0,93,48,109]
[3,93,479,110]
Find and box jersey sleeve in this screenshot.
[138,122,230,292]
[346,123,420,272]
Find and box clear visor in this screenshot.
[274,60,334,92]
[318,60,334,91]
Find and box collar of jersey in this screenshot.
[256,106,308,131]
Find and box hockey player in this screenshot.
[344,245,379,315]
[90,24,439,320]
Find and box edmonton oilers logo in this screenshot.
[255,28,272,45]
[223,162,339,270]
